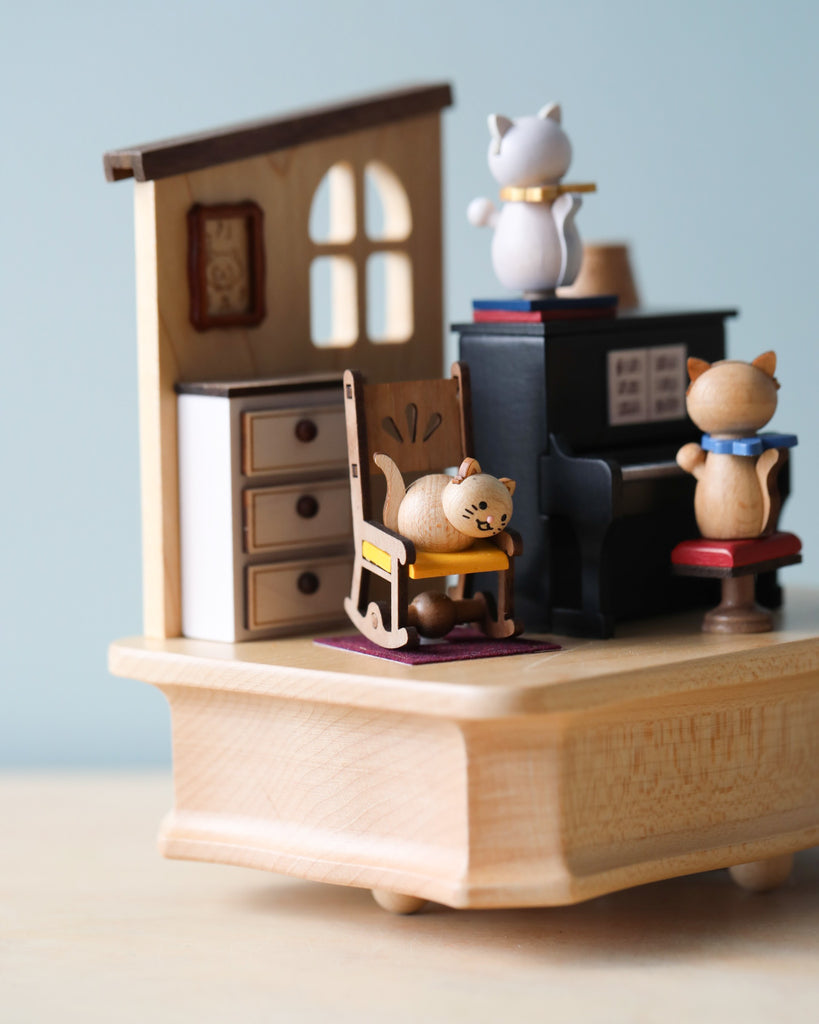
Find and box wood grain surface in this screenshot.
[109,590,819,910]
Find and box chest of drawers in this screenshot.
[176,374,352,641]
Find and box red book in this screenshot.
[473,308,617,323]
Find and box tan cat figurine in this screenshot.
[373,453,515,553]
[676,351,790,539]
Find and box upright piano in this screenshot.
[456,309,788,637]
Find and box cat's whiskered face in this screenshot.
[442,474,514,538]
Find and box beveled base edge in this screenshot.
[157,810,819,910]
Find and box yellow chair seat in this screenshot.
[362,538,509,579]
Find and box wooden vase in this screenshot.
[559,242,640,310]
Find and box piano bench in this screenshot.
[671,532,802,634]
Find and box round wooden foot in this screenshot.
[728,853,794,892]
[703,575,773,634]
[371,889,427,914]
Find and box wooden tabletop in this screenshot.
[110,588,819,718]
[3,772,818,1023]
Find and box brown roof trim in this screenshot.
[104,82,453,183]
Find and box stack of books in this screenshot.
[472,294,618,323]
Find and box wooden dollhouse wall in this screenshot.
[132,112,446,638]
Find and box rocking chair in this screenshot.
[343,363,523,649]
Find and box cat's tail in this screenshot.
[467,197,498,229]
[373,453,405,532]
[553,191,583,287]
[756,447,785,535]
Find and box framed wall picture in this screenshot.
[187,202,266,331]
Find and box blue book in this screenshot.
[473,294,618,312]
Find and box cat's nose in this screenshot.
[486,515,494,525]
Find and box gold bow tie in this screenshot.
[500,183,597,203]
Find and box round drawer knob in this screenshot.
[295,418,318,443]
[296,494,319,519]
[297,571,320,595]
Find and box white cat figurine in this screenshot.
[468,103,585,296]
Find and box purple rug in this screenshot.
[314,628,561,665]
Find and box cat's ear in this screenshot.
[457,457,481,479]
[499,477,516,497]
[752,351,777,378]
[687,357,711,383]
[538,103,562,123]
[488,115,513,155]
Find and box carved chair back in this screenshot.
[343,364,474,525]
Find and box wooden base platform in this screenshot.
[108,590,819,911]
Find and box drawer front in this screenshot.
[246,556,352,632]
[242,405,347,477]
[244,479,352,554]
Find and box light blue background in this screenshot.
[2,0,817,766]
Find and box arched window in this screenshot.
[309,160,413,348]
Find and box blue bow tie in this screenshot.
[701,432,798,456]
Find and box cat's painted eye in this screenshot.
[479,501,488,510]
[501,514,507,521]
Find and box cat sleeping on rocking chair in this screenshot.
[373,453,515,552]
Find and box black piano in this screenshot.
[456,309,788,638]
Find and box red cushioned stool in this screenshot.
[671,532,802,633]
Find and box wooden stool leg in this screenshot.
[703,575,773,634]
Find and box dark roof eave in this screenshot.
[103,81,453,184]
